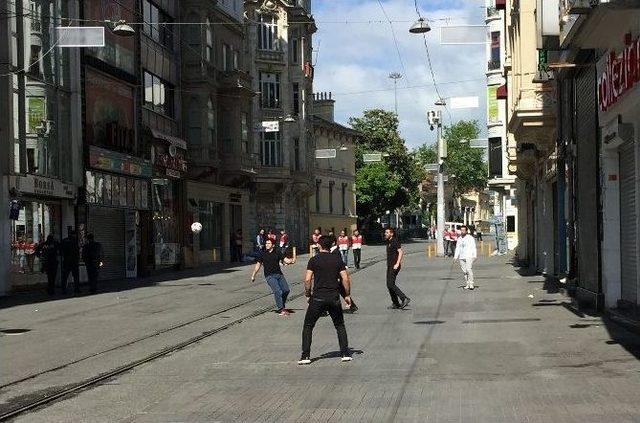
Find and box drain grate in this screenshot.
[0,329,31,335]
[462,318,541,324]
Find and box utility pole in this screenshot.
[428,108,446,257]
[389,72,402,115]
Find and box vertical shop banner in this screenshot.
[125,210,137,278]
[27,97,46,134]
[487,86,499,124]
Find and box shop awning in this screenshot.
[495,0,506,10]
[151,129,187,151]
[496,84,508,100]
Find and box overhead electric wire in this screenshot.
[376,0,410,87]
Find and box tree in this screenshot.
[349,109,424,226]
[441,120,488,198]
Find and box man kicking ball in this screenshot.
[299,235,352,365]
[251,238,295,316]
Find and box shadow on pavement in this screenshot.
[413,320,445,325]
[312,349,365,362]
[0,261,249,311]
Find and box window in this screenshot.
[261,130,281,166]
[207,99,216,150]
[188,100,201,147]
[342,183,347,215]
[292,83,300,116]
[205,20,213,62]
[241,113,249,154]
[222,44,235,72]
[490,31,500,64]
[290,36,299,63]
[329,181,334,214]
[143,0,173,49]
[233,50,239,70]
[222,44,229,71]
[506,215,516,233]
[144,71,173,117]
[315,180,321,212]
[260,72,280,108]
[489,137,503,178]
[293,138,300,171]
[258,14,279,50]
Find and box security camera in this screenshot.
[429,125,435,131]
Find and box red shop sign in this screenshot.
[598,34,640,112]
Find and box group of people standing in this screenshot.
[250,225,411,364]
[26,229,104,296]
[311,228,364,269]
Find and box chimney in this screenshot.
[313,91,335,122]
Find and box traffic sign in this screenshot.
[315,149,337,159]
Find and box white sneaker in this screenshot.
[341,356,353,362]
[298,356,311,365]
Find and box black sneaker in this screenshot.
[298,355,311,365]
[400,298,411,309]
[387,304,400,310]
[350,304,359,313]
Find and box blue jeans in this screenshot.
[340,249,348,266]
[265,274,290,310]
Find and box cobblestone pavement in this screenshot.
[9,242,640,422]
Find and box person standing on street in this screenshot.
[279,229,289,255]
[311,228,321,256]
[385,228,410,309]
[350,229,363,269]
[328,235,358,313]
[454,225,477,290]
[60,229,80,294]
[337,230,350,267]
[82,233,103,294]
[39,235,60,295]
[449,228,459,258]
[443,228,452,257]
[251,238,295,316]
[299,235,352,365]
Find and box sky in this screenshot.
[312,0,487,149]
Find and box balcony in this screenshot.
[487,60,501,72]
[560,2,640,49]
[256,49,285,64]
[486,6,500,20]
[509,87,557,156]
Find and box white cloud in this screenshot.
[313,0,487,149]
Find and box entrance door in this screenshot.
[619,141,637,304]
[89,207,125,280]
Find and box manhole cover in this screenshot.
[0,329,31,335]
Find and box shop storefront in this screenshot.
[598,32,640,310]
[8,175,76,290]
[186,182,249,267]
[149,129,187,269]
[82,147,152,280]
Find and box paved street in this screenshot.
[5,240,640,422]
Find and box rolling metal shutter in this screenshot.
[619,140,637,304]
[88,207,125,280]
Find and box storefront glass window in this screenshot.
[10,202,61,274]
[198,201,223,258]
[153,179,178,244]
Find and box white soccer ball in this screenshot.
[191,222,203,234]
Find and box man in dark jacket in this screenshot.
[60,229,80,294]
[82,233,103,294]
[39,235,60,295]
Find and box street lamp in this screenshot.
[389,72,402,115]
[428,106,447,257]
[409,18,431,34]
[110,20,136,37]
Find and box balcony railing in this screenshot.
[486,6,499,18]
[487,60,501,71]
[256,49,285,63]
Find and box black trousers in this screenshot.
[46,264,58,295]
[61,263,80,293]
[386,267,407,306]
[87,265,100,293]
[353,249,361,268]
[302,296,348,357]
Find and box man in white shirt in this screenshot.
[454,225,477,290]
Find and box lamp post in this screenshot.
[389,72,402,115]
[428,107,446,257]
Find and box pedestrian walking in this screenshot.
[279,229,289,255]
[251,238,295,316]
[350,229,363,269]
[385,228,410,309]
[454,225,477,290]
[449,228,459,257]
[299,235,352,365]
[267,229,277,244]
[232,229,243,262]
[38,235,60,295]
[443,228,452,257]
[256,229,266,252]
[311,228,321,256]
[60,229,80,294]
[337,230,350,266]
[82,233,103,294]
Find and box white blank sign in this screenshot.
[56,27,105,47]
[450,96,479,109]
[440,25,488,45]
[315,149,337,159]
[363,153,383,162]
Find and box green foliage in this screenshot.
[442,120,488,197]
[415,143,438,167]
[349,109,424,224]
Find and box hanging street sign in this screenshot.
[424,163,439,172]
[56,27,105,47]
[363,153,383,162]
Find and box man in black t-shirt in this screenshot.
[328,235,358,312]
[251,238,296,316]
[298,235,352,365]
[385,228,411,309]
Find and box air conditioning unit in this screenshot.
[603,116,634,149]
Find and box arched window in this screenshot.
[205,19,214,62]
